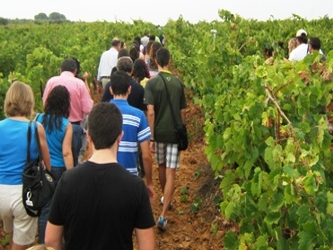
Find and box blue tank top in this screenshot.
[36,113,69,167]
[0,119,38,185]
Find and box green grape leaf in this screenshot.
[223,231,239,250]
[304,175,317,195]
[264,212,281,225]
[270,192,284,212]
[283,165,300,179]
[298,221,318,250]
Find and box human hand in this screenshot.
[146,184,155,200]
[149,141,155,153]
[83,71,90,80]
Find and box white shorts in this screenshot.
[155,142,180,169]
[0,184,37,245]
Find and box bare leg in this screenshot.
[9,232,32,250]
[11,242,30,250]
[158,162,166,192]
[160,167,176,218]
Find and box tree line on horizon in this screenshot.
[0,12,68,25]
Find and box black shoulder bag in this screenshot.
[22,121,56,217]
[159,73,188,151]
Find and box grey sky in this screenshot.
[1,0,331,25]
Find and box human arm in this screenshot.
[135,227,155,250]
[146,104,155,152]
[82,72,91,93]
[140,140,154,200]
[181,108,186,124]
[62,123,73,170]
[80,82,94,115]
[45,222,64,250]
[38,123,51,172]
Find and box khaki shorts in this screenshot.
[101,78,110,90]
[155,142,180,169]
[0,184,37,245]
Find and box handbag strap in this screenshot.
[159,73,179,128]
[26,121,32,163]
[33,121,43,160]
[26,121,42,165]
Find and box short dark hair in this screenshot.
[60,59,77,73]
[118,48,129,59]
[71,57,81,75]
[309,37,321,50]
[88,103,123,150]
[156,47,170,67]
[117,56,133,73]
[111,38,121,47]
[297,34,308,44]
[111,70,130,96]
[149,42,162,70]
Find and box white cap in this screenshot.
[296,29,307,37]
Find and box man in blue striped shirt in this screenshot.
[110,70,154,199]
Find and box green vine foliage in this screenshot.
[215,54,333,249]
[2,11,333,249]
[165,11,333,249]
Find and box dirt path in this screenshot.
[145,93,225,250]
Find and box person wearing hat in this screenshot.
[288,29,309,61]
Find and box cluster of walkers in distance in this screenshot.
[0,31,187,250]
[264,28,326,65]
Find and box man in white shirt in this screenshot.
[97,38,122,90]
[141,33,149,47]
[288,29,309,61]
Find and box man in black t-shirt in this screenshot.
[45,102,155,250]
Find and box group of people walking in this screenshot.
[288,28,325,61]
[264,28,326,65]
[0,33,186,250]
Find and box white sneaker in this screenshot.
[160,196,173,210]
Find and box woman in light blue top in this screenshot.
[36,85,73,244]
[0,81,51,250]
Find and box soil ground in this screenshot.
[0,86,227,250]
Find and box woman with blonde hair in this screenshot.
[288,37,298,56]
[27,244,55,250]
[0,81,51,250]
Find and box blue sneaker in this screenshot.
[160,196,173,210]
[157,216,167,231]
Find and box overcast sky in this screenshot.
[1,0,332,25]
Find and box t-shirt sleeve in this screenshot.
[137,112,151,143]
[135,181,155,229]
[143,80,154,105]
